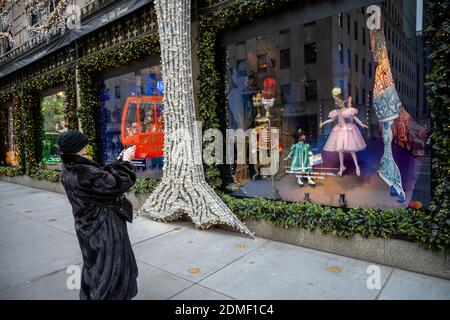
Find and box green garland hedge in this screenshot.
[423,1,450,250]
[0,166,22,177]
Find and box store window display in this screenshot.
[99,64,164,179]
[41,91,68,165]
[224,6,430,209]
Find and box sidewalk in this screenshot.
[0,181,449,300]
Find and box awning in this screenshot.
[0,0,153,78]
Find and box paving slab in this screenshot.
[0,231,82,290]
[169,284,234,300]
[133,226,267,282]
[0,192,46,206]
[0,216,63,249]
[0,264,81,300]
[0,210,30,225]
[41,214,75,234]
[3,196,69,217]
[199,241,392,300]
[134,261,194,300]
[0,182,42,194]
[378,269,450,300]
[128,217,190,245]
[22,204,69,221]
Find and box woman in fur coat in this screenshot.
[57,130,138,300]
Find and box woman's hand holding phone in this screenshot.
[122,146,136,162]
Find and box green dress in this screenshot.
[288,142,312,174]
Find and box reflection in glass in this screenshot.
[99,65,164,179]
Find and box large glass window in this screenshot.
[99,63,164,179]
[224,4,429,210]
[41,92,67,164]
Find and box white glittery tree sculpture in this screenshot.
[139,0,254,239]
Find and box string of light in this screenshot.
[25,0,71,42]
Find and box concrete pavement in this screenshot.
[0,181,449,300]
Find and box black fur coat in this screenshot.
[60,154,138,300]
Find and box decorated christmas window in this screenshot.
[41,91,67,165]
[99,64,164,179]
[223,5,430,210]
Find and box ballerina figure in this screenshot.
[320,87,368,177]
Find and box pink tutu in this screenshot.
[323,108,367,152]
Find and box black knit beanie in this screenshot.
[57,130,89,154]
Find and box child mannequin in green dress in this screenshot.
[285,129,315,186]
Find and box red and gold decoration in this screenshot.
[120,96,164,159]
[262,77,276,99]
[261,76,276,119]
[370,27,405,203]
[392,107,429,157]
[252,92,263,120]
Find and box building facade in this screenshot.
[0,0,430,209]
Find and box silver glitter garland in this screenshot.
[25,0,70,41]
[0,0,16,48]
[138,0,255,239]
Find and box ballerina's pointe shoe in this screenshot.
[356,166,361,176]
[338,167,346,177]
[297,177,304,186]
